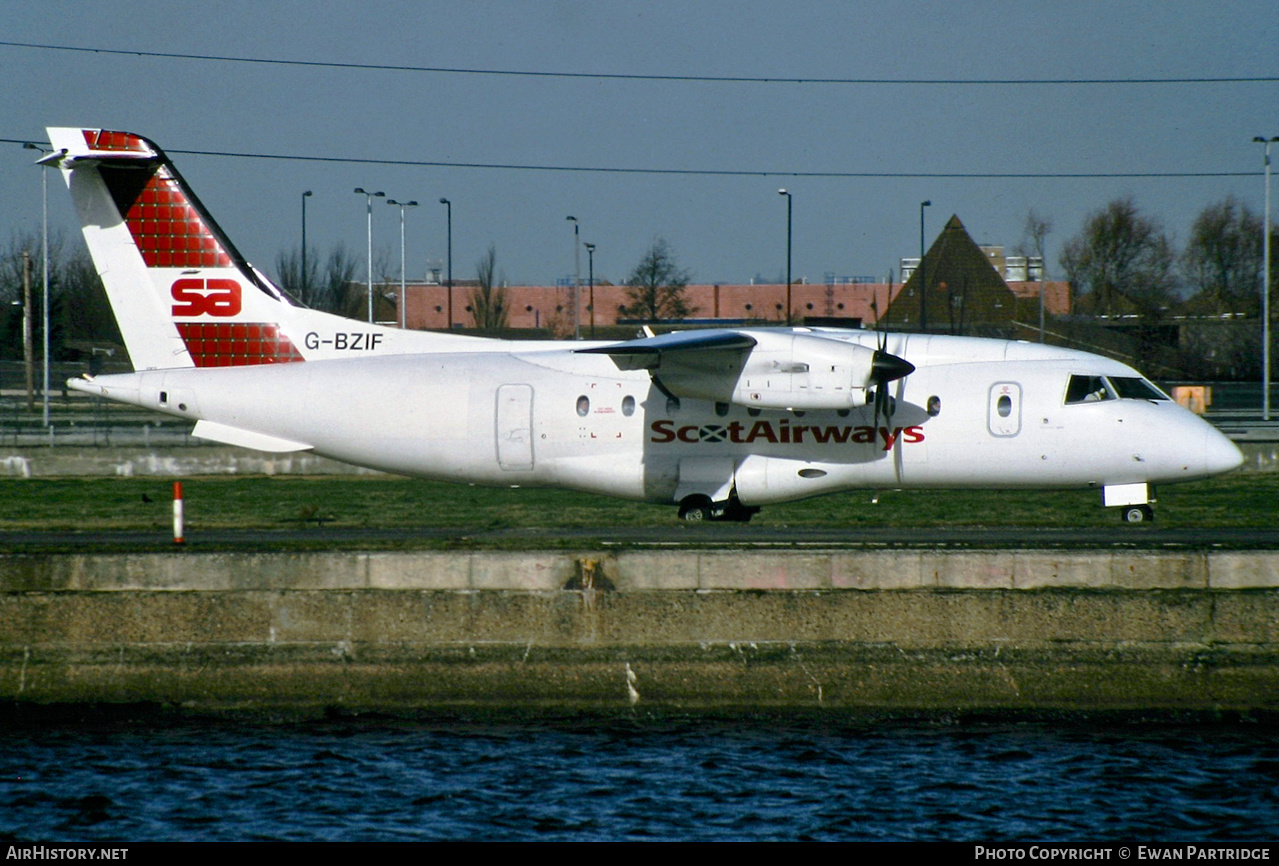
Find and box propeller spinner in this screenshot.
[870,339,914,429]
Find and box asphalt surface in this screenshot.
[2,524,1278,550]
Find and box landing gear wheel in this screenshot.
[722,501,759,523]
[1121,505,1154,524]
[678,497,712,523]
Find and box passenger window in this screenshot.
[576,395,590,417]
[997,395,1012,418]
[666,396,681,414]
[621,395,636,417]
[1065,375,1112,404]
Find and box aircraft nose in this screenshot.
[1203,425,1245,476]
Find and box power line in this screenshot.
[173,148,1255,178]
[2,40,1276,86]
[1,137,1255,178]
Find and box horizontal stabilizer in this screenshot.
[192,420,312,453]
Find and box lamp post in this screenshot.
[1038,247,1047,344]
[24,143,50,426]
[584,242,596,339]
[388,199,418,330]
[1255,136,1278,421]
[919,200,932,331]
[439,198,452,330]
[354,188,384,323]
[567,216,581,340]
[778,189,792,325]
[300,190,312,304]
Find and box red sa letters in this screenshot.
[171,279,241,317]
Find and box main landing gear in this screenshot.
[678,494,759,524]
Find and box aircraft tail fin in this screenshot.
[47,127,310,370]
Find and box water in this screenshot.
[3,716,1278,842]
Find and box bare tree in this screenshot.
[1016,210,1053,271]
[1060,197,1175,317]
[322,243,361,317]
[620,238,695,322]
[372,243,396,291]
[1016,210,1054,339]
[58,246,120,346]
[1181,196,1263,316]
[1,228,120,356]
[469,244,508,329]
[0,229,61,306]
[275,245,321,308]
[274,243,358,315]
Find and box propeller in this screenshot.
[869,330,914,429]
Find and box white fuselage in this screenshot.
[45,126,1244,518]
[76,330,1244,508]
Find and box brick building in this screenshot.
[384,216,1068,334]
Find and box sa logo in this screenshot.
[171,278,241,317]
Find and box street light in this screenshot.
[354,188,385,323]
[778,189,792,325]
[439,198,452,330]
[919,200,932,331]
[584,242,596,339]
[1254,136,1279,421]
[387,199,418,330]
[567,216,581,340]
[24,142,50,426]
[300,190,312,304]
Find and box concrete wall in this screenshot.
[3,549,1277,715]
[0,447,386,478]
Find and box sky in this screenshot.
[1,1,1277,290]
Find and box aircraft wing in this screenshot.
[574,330,757,371]
[574,328,903,411]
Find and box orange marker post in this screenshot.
[173,481,185,545]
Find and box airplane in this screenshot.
[41,127,1244,525]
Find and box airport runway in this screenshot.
[2,524,1279,550]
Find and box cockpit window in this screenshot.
[1065,374,1170,405]
[1108,377,1169,401]
[1065,375,1113,404]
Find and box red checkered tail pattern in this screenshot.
[46,128,313,371]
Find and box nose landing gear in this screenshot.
[1104,483,1155,525]
[1121,504,1155,524]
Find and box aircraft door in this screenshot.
[496,384,534,470]
[987,382,1022,437]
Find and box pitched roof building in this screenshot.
[881,214,1030,334]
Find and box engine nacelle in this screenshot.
[733,453,849,505]
[659,331,878,411]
